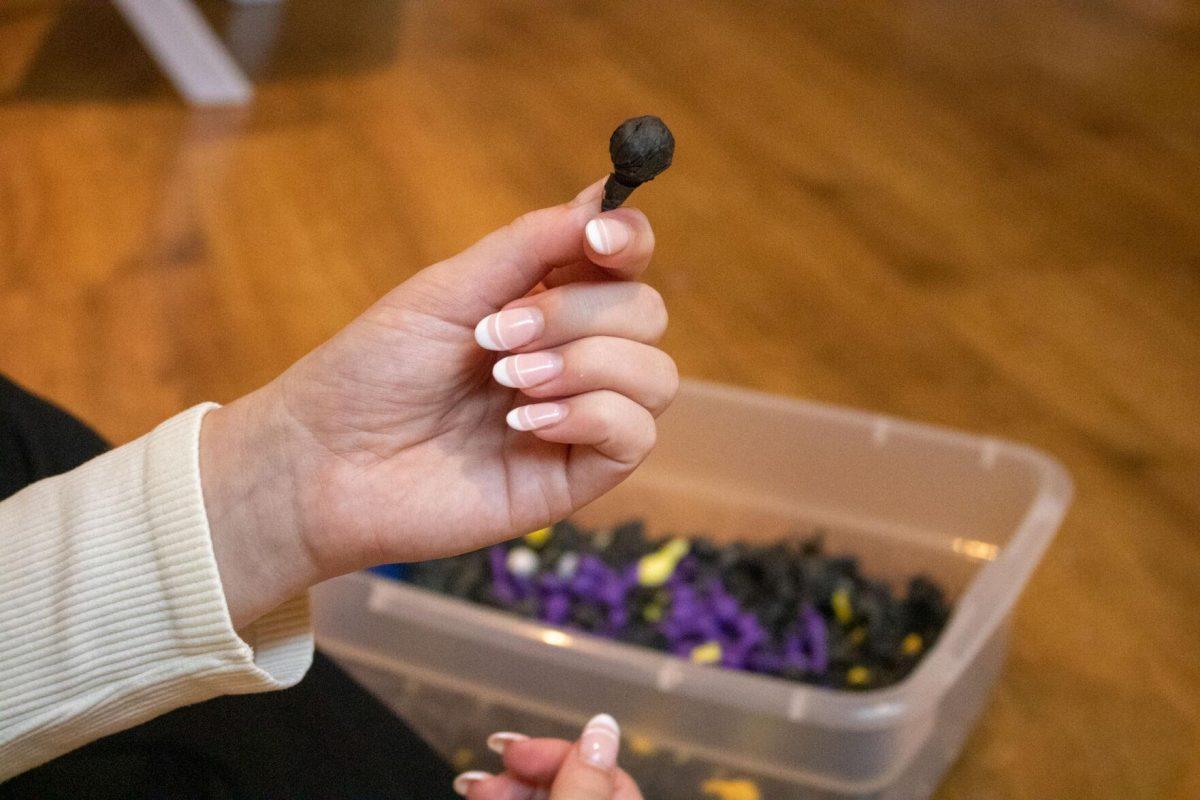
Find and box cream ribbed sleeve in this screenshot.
[0,404,313,781]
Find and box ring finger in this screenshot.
[491,337,678,417]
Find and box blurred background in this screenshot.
[0,1,1197,797]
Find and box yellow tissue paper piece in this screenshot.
[628,735,658,756]
[831,587,853,625]
[524,527,553,548]
[846,666,871,686]
[637,537,691,587]
[701,778,761,800]
[690,641,722,665]
[451,748,474,770]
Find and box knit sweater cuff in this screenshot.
[0,404,314,779]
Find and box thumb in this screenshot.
[414,180,605,321]
[549,713,621,800]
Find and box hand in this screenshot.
[455,714,642,800]
[199,180,677,626]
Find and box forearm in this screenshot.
[0,405,312,780]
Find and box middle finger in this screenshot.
[475,282,667,353]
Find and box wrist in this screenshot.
[199,389,319,629]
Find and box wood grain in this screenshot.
[1,1,1197,797]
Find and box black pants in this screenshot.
[0,376,456,799]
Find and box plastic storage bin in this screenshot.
[311,380,1072,799]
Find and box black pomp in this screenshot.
[601,116,675,211]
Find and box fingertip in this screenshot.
[453,771,492,797]
[500,738,573,785]
[475,315,502,350]
[579,712,621,770]
[487,731,531,755]
[585,218,631,256]
[583,207,655,277]
[476,308,545,352]
[507,403,568,432]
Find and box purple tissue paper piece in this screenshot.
[570,570,601,598]
[747,648,783,673]
[489,546,509,581]
[541,592,571,625]
[492,581,518,605]
[511,575,535,601]
[538,573,567,594]
[489,546,519,604]
[598,574,627,608]
[783,631,810,672]
[801,604,829,673]
[710,589,740,623]
[671,555,698,583]
[621,563,640,589]
[607,605,629,633]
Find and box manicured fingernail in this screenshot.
[486,731,530,755]
[585,218,631,255]
[453,770,492,796]
[493,352,563,389]
[579,713,620,770]
[475,307,544,351]
[506,403,567,431]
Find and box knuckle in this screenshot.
[657,355,681,409]
[535,288,567,322]
[502,208,554,269]
[508,207,543,240]
[635,414,658,455]
[595,390,627,423]
[636,284,668,337]
[501,211,535,252]
[563,338,605,384]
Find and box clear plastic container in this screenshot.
[311,380,1073,799]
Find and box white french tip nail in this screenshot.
[492,353,563,389]
[475,316,501,350]
[586,713,620,737]
[580,713,621,770]
[453,770,492,796]
[486,731,530,755]
[585,218,630,255]
[492,358,518,388]
[474,308,543,352]
[506,403,566,431]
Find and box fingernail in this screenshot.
[493,352,563,389]
[486,731,530,755]
[506,403,567,432]
[475,307,544,351]
[579,713,620,770]
[585,218,631,255]
[453,770,492,796]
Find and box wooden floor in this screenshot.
[2,1,1198,797]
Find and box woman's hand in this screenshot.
[199,180,677,626]
[455,714,643,800]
